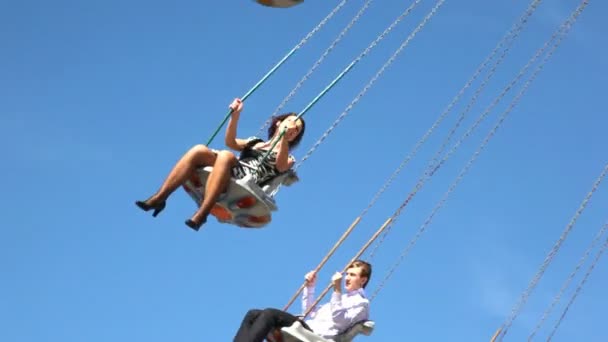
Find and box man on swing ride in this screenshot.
[233,260,372,342]
[135,98,306,230]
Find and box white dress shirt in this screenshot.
[300,285,370,339]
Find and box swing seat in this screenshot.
[182,165,298,228]
[267,320,375,342]
[255,0,304,8]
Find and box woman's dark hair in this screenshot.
[267,113,306,149]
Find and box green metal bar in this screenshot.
[263,129,287,162]
[259,59,359,163]
[205,46,299,146]
[297,59,357,119]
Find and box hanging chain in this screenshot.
[296,0,350,48]
[292,0,448,317]
[426,0,543,170]
[257,0,374,136]
[499,160,603,339]
[495,5,594,338]
[350,0,543,221]
[259,0,424,174]
[207,0,349,145]
[370,20,593,298]
[282,0,441,312]
[547,230,608,341]
[529,221,608,341]
[295,0,427,169]
[367,0,569,260]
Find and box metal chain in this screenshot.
[367,0,569,260]
[370,11,579,299]
[284,0,444,312]
[501,160,605,339]
[295,0,431,169]
[495,4,592,337]
[356,0,543,221]
[426,0,543,170]
[297,0,350,48]
[529,222,608,341]
[359,0,543,258]
[206,0,350,145]
[270,0,427,195]
[547,232,608,341]
[257,0,374,136]
[297,0,544,245]
[500,169,604,337]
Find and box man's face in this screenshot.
[344,266,367,292]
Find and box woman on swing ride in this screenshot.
[135,98,306,230]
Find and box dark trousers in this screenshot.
[233,308,309,342]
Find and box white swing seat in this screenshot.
[268,320,375,342]
[182,165,298,228]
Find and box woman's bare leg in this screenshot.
[140,144,217,206]
[187,150,237,227]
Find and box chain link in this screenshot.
[257,0,374,136]
[371,16,594,298]
[298,0,350,48]
[426,0,543,170]
[497,7,593,338]
[367,0,566,260]
[295,0,428,168]
[270,0,427,196]
[547,229,608,341]
[530,221,608,341]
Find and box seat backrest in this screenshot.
[202,164,298,197]
[333,320,375,342]
[271,320,375,342]
[262,169,299,197]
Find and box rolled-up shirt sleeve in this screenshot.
[301,285,316,315]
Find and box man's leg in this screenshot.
[234,308,299,342]
[233,309,262,342]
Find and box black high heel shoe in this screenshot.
[185,216,206,231]
[135,200,166,217]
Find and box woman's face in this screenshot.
[278,115,304,142]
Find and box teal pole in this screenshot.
[297,59,357,119]
[259,59,359,163]
[206,46,299,146]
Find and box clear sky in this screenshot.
[1,0,606,341]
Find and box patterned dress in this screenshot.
[231,137,294,186]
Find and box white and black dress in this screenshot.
[231,137,293,187]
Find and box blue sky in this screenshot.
[1,0,606,341]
